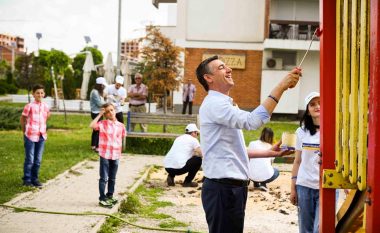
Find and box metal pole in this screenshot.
[367,0,380,231]
[116,0,122,75]
[319,0,336,232]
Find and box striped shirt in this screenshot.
[128,84,148,105]
[94,119,126,160]
[22,101,50,142]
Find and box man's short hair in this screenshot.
[32,84,45,93]
[134,73,142,79]
[196,55,219,92]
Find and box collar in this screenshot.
[208,90,233,104]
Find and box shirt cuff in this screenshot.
[253,105,271,123]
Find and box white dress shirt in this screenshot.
[199,90,270,180]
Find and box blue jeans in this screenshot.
[23,135,45,183]
[296,185,319,233]
[99,157,119,201]
[253,168,280,187]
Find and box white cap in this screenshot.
[96,77,108,86]
[304,92,320,108]
[115,75,124,84]
[185,123,199,133]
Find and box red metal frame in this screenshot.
[319,0,336,232]
[366,0,380,231]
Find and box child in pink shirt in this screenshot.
[90,103,126,208]
[20,84,51,187]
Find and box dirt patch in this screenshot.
[120,165,299,233]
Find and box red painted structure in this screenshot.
[320,0,380,232]
[319,1,336,232]
[367,0,380,232]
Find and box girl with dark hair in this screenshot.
[290,91,321,233]
[248,127,279,192]
[90,77,107,151]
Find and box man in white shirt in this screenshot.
[196,55,301,233]
[106,75,127,123]
[164,124,202,187]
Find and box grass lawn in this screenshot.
[0,101,299,204]
[0,113,96,204]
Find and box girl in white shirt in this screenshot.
[248,127,279,192]
[290,92,320,233]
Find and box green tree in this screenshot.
[136,26,183,113]
[72,47,103,99]
[15,54,46,98]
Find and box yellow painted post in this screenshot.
[342,0,351,178]
[357,0,369,191]
[336,0,344,173]
[349,0,359,184]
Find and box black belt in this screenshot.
[129,104,145,107]
[208,178,250,187]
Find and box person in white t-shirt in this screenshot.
[164,124,202,187]
[290,92,320,233]
[248,127,279,192]
[106,75,127,123]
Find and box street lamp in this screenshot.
[36,33,42,57]
[84,36,91,48]
[116,0,122,75]
[10,41,17,72]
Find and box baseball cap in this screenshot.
[185,123,199,133]
[304,92,320,108]
[96,77,108,86]
[115,75,124,84]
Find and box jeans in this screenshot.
[23,135,45,183]
[253,168,280,187]
[296,185,319,233]
[99,157,119,201]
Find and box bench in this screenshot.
[126,112,199,139]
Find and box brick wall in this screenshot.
[184,48,263,109]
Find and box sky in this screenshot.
[0,0,170,62]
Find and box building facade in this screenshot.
[0,34,25,68]
[154,0,320,114]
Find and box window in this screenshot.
[272,51,296,67]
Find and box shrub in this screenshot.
[0,80,18,94]
[125,137,174,155]
[0,106,23,130]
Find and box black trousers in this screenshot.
[91,112,102,148]
[116,112,124,124]
[202,178,248,233]
[165,156,202,183]
[182,96,193,115]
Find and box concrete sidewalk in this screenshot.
[0,154,163,233]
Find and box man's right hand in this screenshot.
[281,68,302,90]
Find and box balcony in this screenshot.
[268,20,319,41]
[264,20,320,51]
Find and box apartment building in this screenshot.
[0,34,26,68]
[154,0,320,114]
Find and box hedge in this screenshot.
[0,106,23,130]
[125,137,174,155]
